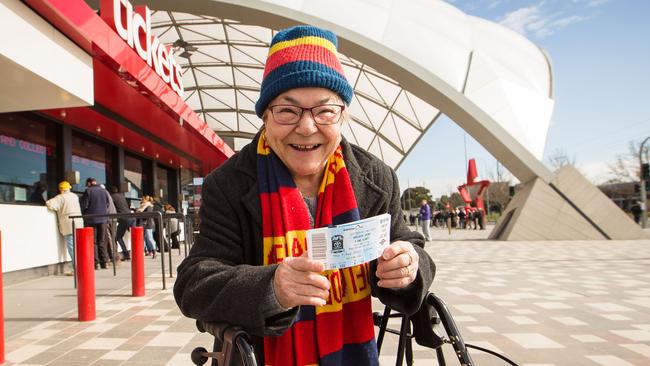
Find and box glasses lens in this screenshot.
[271,105,302,124]
[312,105,343,124]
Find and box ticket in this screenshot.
[306,213,391,270]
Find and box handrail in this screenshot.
[69,211,194,290]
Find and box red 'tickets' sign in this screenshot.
[100,0,184,97]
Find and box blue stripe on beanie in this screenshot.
[255,25,353,118]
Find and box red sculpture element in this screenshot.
[458,158,490,212]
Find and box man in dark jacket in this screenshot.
[111,186,133,260]
[80,177,110,269]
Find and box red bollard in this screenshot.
[76,227,96,321]
[131,226,145,297]
[1,231,5,363]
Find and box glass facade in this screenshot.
[156,164,178,207]
[0,113,190,210]
[124,153,150,208]
[71,132,112,193]
[180,167,202,215]
[0,113,58,204]
[156,165,169,202]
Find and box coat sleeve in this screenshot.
[80,191,89,212]
[173,171,297,337]
[369,168,435,316]
[46,195,61,211]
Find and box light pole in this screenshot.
[640,136,650,228]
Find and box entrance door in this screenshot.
[155,164,178,208]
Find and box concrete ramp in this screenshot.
[490,166,648,240]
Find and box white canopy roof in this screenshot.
[147,0,554,177]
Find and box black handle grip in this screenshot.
[191,347,208,365]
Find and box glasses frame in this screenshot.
[267,104,346,125]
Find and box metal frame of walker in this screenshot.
[190,292,521,366]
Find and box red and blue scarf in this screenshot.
[257,131,378,365]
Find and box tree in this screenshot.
[449,192,464,208]
[438,195,450,209]
[605,140,645,183]
[400,186,433,211]
[485,181,510,214]
[481,164,512,214]
[547,148,576,170]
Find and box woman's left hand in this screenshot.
[376,241,419,289]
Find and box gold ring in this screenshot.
[407,254,413,267]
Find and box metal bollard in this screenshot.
[131,226,145,297]
[76,227,96,321]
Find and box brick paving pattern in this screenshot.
[3,226,650,365]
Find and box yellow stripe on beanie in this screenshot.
[268,35,337,57]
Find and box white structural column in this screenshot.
[140,0,555,184]
[0,0,93,113]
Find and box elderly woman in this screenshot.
[174,25,434,366]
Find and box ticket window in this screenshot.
[71,132,112,193]
[0,113,58,204]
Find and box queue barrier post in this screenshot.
[76,227,96,321]
[131,226,145,297]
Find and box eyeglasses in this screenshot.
[267,104,345,125]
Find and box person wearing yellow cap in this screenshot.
[46,181,83,275]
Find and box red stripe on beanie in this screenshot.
[263,44,345,79]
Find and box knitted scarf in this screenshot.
[257,131,378,366]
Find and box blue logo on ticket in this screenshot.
[306,213,391,270]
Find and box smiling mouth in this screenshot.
[289,144,321,152]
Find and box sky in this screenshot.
[395,0,650,198]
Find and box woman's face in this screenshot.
[263,87,343,181]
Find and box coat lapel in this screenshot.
[234,137,264,264]
[340,139,388,218]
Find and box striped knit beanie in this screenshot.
[255,25,354,118]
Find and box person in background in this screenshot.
[164,203,180,249]
[174,25,434,365]
[80,177,110,270]
[458,206,466,229]
[29,181,47,205]
[111,186,133,260]
[631,201,642,224]
[136,195,156,259]
[103,184,117,264]
[419,199,432,241]
[152,196,165,251]
[46,181,82,275]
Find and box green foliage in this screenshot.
[400,186,433,210]
[449,192,465,207]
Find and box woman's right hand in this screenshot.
[273,254,331,308]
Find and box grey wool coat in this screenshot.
[174,133,435,363]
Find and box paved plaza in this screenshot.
[3,226,650,365]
